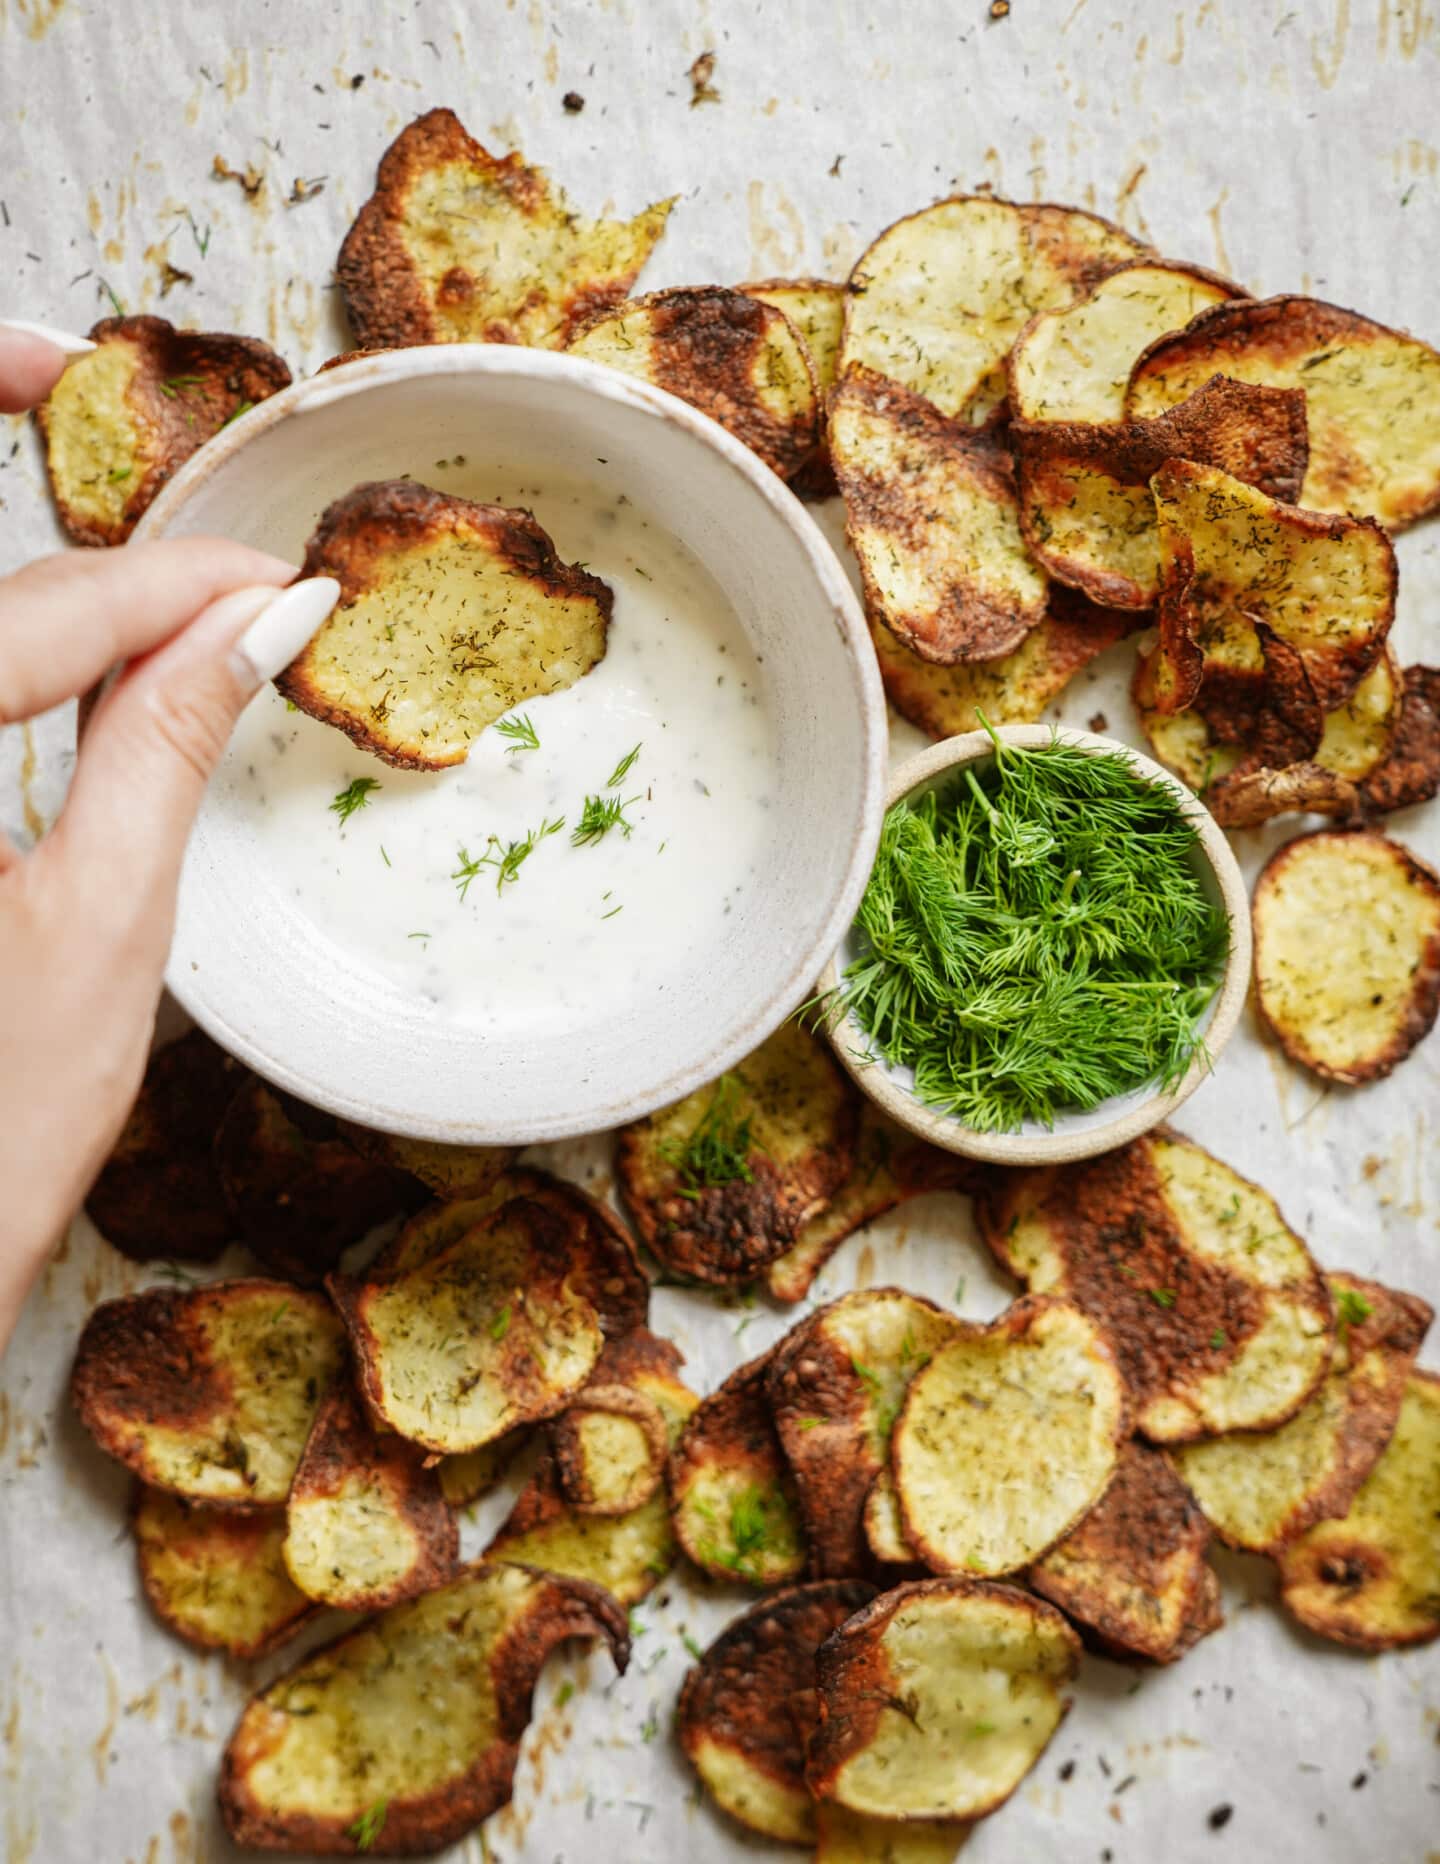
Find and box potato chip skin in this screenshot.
[741,276,846,495]
[133,1487,316,1659]
[1360,666,1440,818]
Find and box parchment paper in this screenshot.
[1,2,1437,1860]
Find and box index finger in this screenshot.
[0,326,72,412]
[0,538,295,725]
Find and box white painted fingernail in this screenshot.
[1,319,97,356]
[231,577,341,690]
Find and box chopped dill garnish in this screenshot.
[348,1800,387,1851]
[572,792,638,847]
[455,817,565,898]
[495,712,540,753]
[106,466,132,483]
[659,1074,756,1199]
[1336,1287,1374,1331]
[158,373,206,399]
[601,903,624,919]
[832,728,1228,1134]
[1149,1287,1177,1309]
[220,399,256,428]
[607,742,642,787]
[681,1632,703,1661]
[329,776,380,824]
[555,1680,575,1708]
[379,845,391,868]
[697,1483,794,1577]
[489,1304,511,1341]
[1210,1328,1228,1350]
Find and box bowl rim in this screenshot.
[136,343,888,1144]
[819,722,1253,1166]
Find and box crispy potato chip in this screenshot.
[336,106,671,350]
[337,1124,519,1200]
[219,1560,628,1853]
[863,1469,919,1568]
[132,1487,316,1659]
[769,1289,961,1578]
[742,276,846,495]
[485,1330,698,1605]
[436,1431,528,1510]
[85,1029,246,1263]
[36,313,290,546]
[331,1194,606,1455]
[980,1131,1334,1442]
[1013,376,1309,609]
[678,1581,875,1844]
[1147,458,1396,714]
[617,1020,856,1285]
[553,1383,667,1516]
[671,1348,807,1585]
[1175,1273,1432,1555]
[371,1171,552,1278]
[277,478,611,770]
[1008,260,1242,423]
[1028,1440,1220,1662]
[214,1077,415,1286]
[808,1578,1079,1821]
[71,1280,346,1506]
[1126,294,1440,529]
[893,1296,1124,1577]
[1360,665,1440,817]
[765,1104,975,1304]
[1276,1370,1440,1650]
[841,195,1145,424]
[831,364,1048,664]
[566,286,821,479]
[283,1381,457,1611]
[1252,829,1440,1085]
[814,1805,967,1863]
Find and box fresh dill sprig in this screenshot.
[659,1074,756,1199]
[455,817,565,899]
[158,373,206,399]
[348,1800,387,1851]
[696,1483,796,1577]
[329,777,380,824]
[607,742,642,787]
[571,792,637,847]
[837,733,1228,1134]
[495,712,540,753]
[220,399,256,428]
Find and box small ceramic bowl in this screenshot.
[819,724,1252,1165]
[136,346,885,1144]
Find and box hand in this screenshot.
[0,324,337,1347]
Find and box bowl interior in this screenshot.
[147,350,883,1143]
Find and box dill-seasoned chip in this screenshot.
[616,1019,857,1285]
[552,1383,668,1516]
[36,313,290,546]
[277,479,612,771]
[814,1805,967,1863]
[85,1029,246,1263]
[980,1131,1334,1442]
[283,1381,457,1611]
[678,1581,874,1844]
[485,1329,698,1605]
[863,1469,919,1567]
[1146,459,1396,714]
[830,364,1048,664]
[1028,1440,1221,1662]
[371,1171,551,1279]
[807,1578,1080,1821]
[1360,665,1440,817]
[769,1289,960,1578]
[336,106,672,350]
[1126,294,1440,529]
[566,286,821,480]
[1013,376,1308,609]
[1252,830,1440,1085]
[219,1560,629,1853]
[1175,1274,1432,1555]
[892,1296,1124,1577]
[436,1431,528,1511]
[742,276,846,495]
[840,195,1145,423]
[330,1194,606,1454]
[132,1487,315,1659]
[337,1124,519,1200]
[1276,1370,1440,1651]
[1008,260,1242,423]
[671,1348,807,1585]
[71,1280,346,1506]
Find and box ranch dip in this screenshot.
[218,467,778,1034]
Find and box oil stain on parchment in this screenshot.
[14,0,66,40]
[747,180,805,277]
[1310,0,1351,89]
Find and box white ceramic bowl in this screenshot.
[820,724,1252,1165]
[137,346,885,1144]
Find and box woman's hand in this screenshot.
[0,324,337,1346]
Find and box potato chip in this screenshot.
[769,1289,960,1577]
[371,1171,552,1278]
[219,1561,628,1852]
[36,314,290,546]
[671,1348,808,1585]
[863,1469,919,1567]
[892,1296,1124,1577]
[277,479,612,770]
[1252,830,1440,1085]
[980,1131,1334,1442]
[337,1124,519,1200]
[336,106,672,349]
[283,1381,457,1611]
[830,364,1048,664]
[1127,294,1440,529]
[678,1581,874,1843]
[436,1432,527,1510]
[1029,1440,1221,1662]
[1277,1371,1440,1650]
[841,195,1145,423]
[566,286,821,479]
[85,1029,246,1263]
[132,1487,315,1659]
[553,1383,668,1516]
[1360,665,1440,817]
[71,1280,346,1506]
[616,1019,857,1285]
[1008,260,1242,423]
[741,276,846,495]
[807,1578,1079,1821]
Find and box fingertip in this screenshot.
[0,328,71,413]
